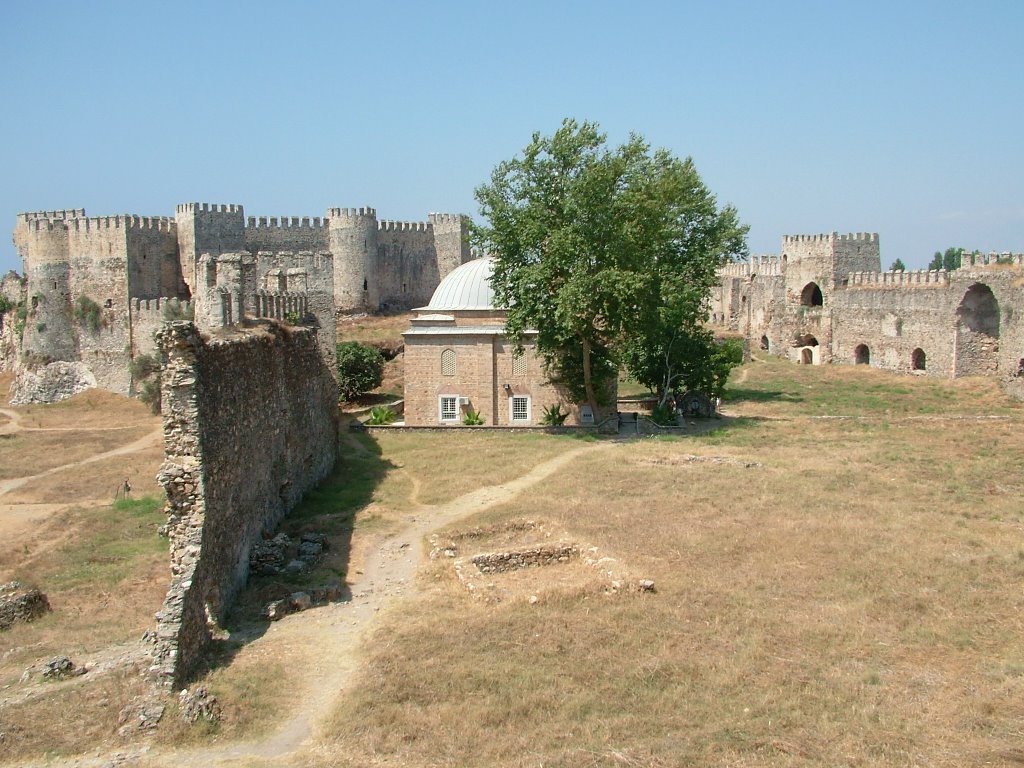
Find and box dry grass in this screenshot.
[315,359,1024,767]
[336,312,413,346]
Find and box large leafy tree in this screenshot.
[473,119,747,413]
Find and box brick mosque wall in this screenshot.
[150,321,338,686]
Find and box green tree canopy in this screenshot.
[890,258,906,271]
[473,119,748,412]
[336,341,384,402]
[928,247,963,272]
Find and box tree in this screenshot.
[928,247,963,272]
[890,258,906,271]
[336,342,384,401]
[473,119,748,413]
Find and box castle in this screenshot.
[711,233,1024,397]
[6,203,470,402]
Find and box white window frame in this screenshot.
[439,395,459,422]
[509,395,531,423]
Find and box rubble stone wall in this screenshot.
[152,321,338,685]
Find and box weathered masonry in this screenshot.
[711,233,1024,396]
[151,321,338,685]
[7,202,471,403]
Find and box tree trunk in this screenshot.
[581,336,599,417]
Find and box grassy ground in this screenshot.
[311,358,1024,768]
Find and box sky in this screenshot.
[0,0,1021,273]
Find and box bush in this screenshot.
[0,295,12,314]
[650,402,678,426]
[336,342,385,401]
[129,353,160,381]
[162,301,194,322]
[73,295,103,332]
[367,406,397,425]
[462,410,485,426]
[540,403,569,426]
[139,377,162,414]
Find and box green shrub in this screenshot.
[73,295,103,332]
[129,353,160,380]
[336,342,385,401]
[14,303,27,341]
[650,402,678,426]
[162,301,194,322]
[367,406,397,425]
[139,378,162,415]
[540,403,569,426]
[0,295,12,314]
[462,410,485,426]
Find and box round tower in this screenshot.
[21,220,77,363]
[327,207,378,312]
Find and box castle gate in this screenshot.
[955,283,1000,376]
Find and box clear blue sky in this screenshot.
[1,0,1021,273]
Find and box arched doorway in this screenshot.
[956,283,999,375]
[855,344,870,365]
[912,348,926,371]
[760,335,770,351]
[795,334,819,365]
[801,282,823,307]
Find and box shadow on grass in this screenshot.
[724,387,803,404]
[202,425,396,675]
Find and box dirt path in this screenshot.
[0,427,162,499]
[84,440,613,768]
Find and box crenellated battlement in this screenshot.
[176,203,244,215]
[428,213,466,225]
[18,209,86,223]
[845,269,949,288]
[247,216,325,230]
[26,219,68,233]
[65,215,176,233]
[959,252,1024,269]
[327,207,377,219]
[378,220,429,233]
[783,232,879,246]
[719,254,785,278]
[131,297,193,315]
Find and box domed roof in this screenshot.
[425,257,496,310]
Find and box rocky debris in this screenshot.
[41,655,86,680]
[471,544,580,574]
[637,579,656,593]
[250,531,329,577]
[9,360,97,405]
[264,581,344,621]
[0,581,51,630]
[117,695,165,737]
[178,686,221,724]
[638,455,761,468]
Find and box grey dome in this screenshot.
[425,257,496,310]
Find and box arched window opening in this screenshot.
[801,282,823,307]
[760,335,770,351]
[794,334,819,348]
[957,283,999,338]
[855,344,870,365]
[440,348,456,376]
[912,348,927,371]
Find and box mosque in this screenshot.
[402,257,606,427]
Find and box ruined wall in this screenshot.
[152,321,338,685]
[376,220,439,310]
[174,204,246,295]
[244,217,329,253]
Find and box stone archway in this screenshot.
[760,335,770,351]
[855,344,870,365]
[955,283,999,376]
[801,282,823,307]
[801,348,813,364]
[795,334,819,365]
[912,348,926,371]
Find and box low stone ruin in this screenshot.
[178,686,221,724]
[470,545,580,574]
[0,581,51,630]
[250,531,329,576]
[264,582,344,622]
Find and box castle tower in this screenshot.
[174,203,246,296]
[327,207,378,312]
[20,219,77,362]
[428,213,472,280]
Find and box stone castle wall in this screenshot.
[9,201,469,403]
[714,235,1024,390]
[152,321,338,685]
